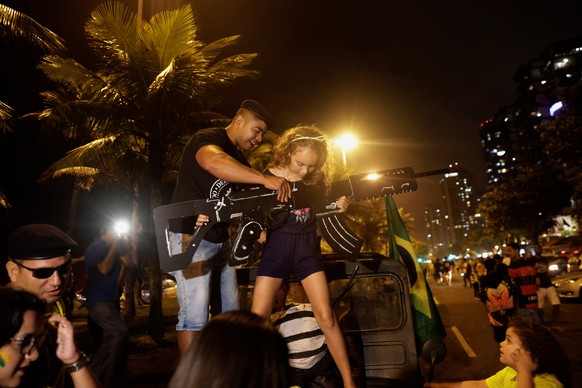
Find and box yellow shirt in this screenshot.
[486,366,563,388]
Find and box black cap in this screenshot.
[240,99,274,130]
[8,224,77,260]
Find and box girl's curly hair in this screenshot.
[268,125,333,188]
[508,317,571,388]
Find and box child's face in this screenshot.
[286,146,319,181]
[499,327,524,367]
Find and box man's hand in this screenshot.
[48,314,79,365]
[487,313,503,327]
[263,174,291,202]
[195,214,210,228]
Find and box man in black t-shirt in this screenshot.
[169,100,291,354]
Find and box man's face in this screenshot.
[5,256,69,304]
[505,246,520,260]
[234,112,268,151]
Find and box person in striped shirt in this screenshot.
[271,281,342,388]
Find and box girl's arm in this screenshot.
[512,347,537,388]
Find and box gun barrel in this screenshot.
[414,168,450,178]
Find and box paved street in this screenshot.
[427,271,582,386]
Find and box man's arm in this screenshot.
[196,144,291,201]
[96,240,118,275]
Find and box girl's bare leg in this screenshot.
[301,271,355,388]
[251,275,284,317]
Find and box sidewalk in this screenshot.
[72,298,180,387]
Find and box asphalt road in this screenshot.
[427,272,582,386]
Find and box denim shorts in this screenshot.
[169,232,239,331]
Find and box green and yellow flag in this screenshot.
[385,196,446,349]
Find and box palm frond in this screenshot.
[0,4,66,54]
[35,94,133,139]
[38,55,120,100]
[0,100,14,133]
[49,136,125,168]
[85,1,140,66]
[200,35,243,61]
[0,191,11,209]
[205,54,259,82]
[86,2,158,97]
[145,5,202,70]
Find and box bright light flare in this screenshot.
[335,133,358,151]
[364,173,381,180]
[114,220,130,236]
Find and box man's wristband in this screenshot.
[64,351,89,373]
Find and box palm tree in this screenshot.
[33,1,259,337]
[0,3,66,208]
[343,197,416,257]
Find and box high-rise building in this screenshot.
[424,205,450,250]
[425,163,479,252]
[480,36,582,185]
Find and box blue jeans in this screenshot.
[88,301,129,387]
[169,233,239,331]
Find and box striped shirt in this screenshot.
[272,303,327,369]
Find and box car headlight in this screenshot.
[549,264,559,271]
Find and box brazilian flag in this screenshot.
[385,196,446,349]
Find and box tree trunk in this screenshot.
[143,180,164,342]
[148,248,164,342]
[123,184,140,319]
[66,182,81,236]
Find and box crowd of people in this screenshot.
[1,99,572,387]
[426,244,571,387]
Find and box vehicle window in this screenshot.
[331,275,404,332]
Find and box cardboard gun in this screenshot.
[154,167,449,272]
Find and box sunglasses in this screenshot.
[10,329,47,355]
[12,259,72,279]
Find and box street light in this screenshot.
[335,133,358,169]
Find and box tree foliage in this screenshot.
[476,166,571,244]
[0,3,68,207]
[26,1,259,336]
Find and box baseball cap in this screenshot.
[240,99,274,130]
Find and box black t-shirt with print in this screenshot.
[170,128,251,242]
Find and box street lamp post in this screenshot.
[335,133,357,169]
[137,0,143,19]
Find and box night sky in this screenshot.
[2,0,582,245]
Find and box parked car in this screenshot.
[237,252,445,387]
[547,256,568,278]
[552,270,582,299]
[567,254,582,272]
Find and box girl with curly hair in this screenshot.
[251,124,355,388]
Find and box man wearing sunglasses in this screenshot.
[5,223,77,307]
[4,223,81,388]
